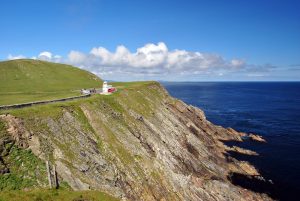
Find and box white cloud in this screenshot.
[247,73,266,77]
[36,51,63,62]
[7,42,249,80]
[38,51,52,59]
[230,59,245,68]
[8,54,26,60]
[64,42,246,71]
[68,51,86,64]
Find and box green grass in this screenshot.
[1,119,48,191]
[0,92,82,106]
[0,59,102,105]
[0,145,48,190]
[112,81,155,88]
[0,189,120,201]
[0,120,7,138]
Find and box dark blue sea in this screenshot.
[162,82,300,201]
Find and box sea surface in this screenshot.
[162,82,300,201]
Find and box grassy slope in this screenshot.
[0,81,160,200]
[1,81,161,118]
[0,59,102,105]
[0,189,119,201]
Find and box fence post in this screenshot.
[53,164,58,189]
[46,161,52,188]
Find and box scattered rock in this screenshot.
[238,161,260,176]
[227,146,259,156]
[249,134,266,143]
[0,114,30,148]
[55,160,90,190]
[79,164,89,173]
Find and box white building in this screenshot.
[102,81,116,94]
[102,81,110,93]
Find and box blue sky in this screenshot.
[1,0,300,81]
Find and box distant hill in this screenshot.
[0,59,102,105]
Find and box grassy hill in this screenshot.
[0,59,102,105]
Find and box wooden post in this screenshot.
[53,164,58,189]
[46,161,52,188]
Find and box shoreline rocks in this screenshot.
[226,145,259,156]
[249,134,267,143]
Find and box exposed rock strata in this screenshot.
[249,134,267,143]
[225,145,259,156]
[0,82,271,200]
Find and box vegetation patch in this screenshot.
[0,145,47,190]
[0,189,119,201]
[0,120,8,138]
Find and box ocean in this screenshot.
[162,82,300,201]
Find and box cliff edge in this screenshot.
[0,81,272,200]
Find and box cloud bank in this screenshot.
[8,42,250,80]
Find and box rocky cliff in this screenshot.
[0,82,272,200]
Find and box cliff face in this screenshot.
[0,82,272,200]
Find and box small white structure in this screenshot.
[102,81,110,93]
[102,81,116,94]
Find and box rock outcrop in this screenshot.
[225,145,259,156]
[249,133,267,143]
[0,82,271,200]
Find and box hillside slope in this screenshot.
[0,81,272,201]
[0,59,102,105]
